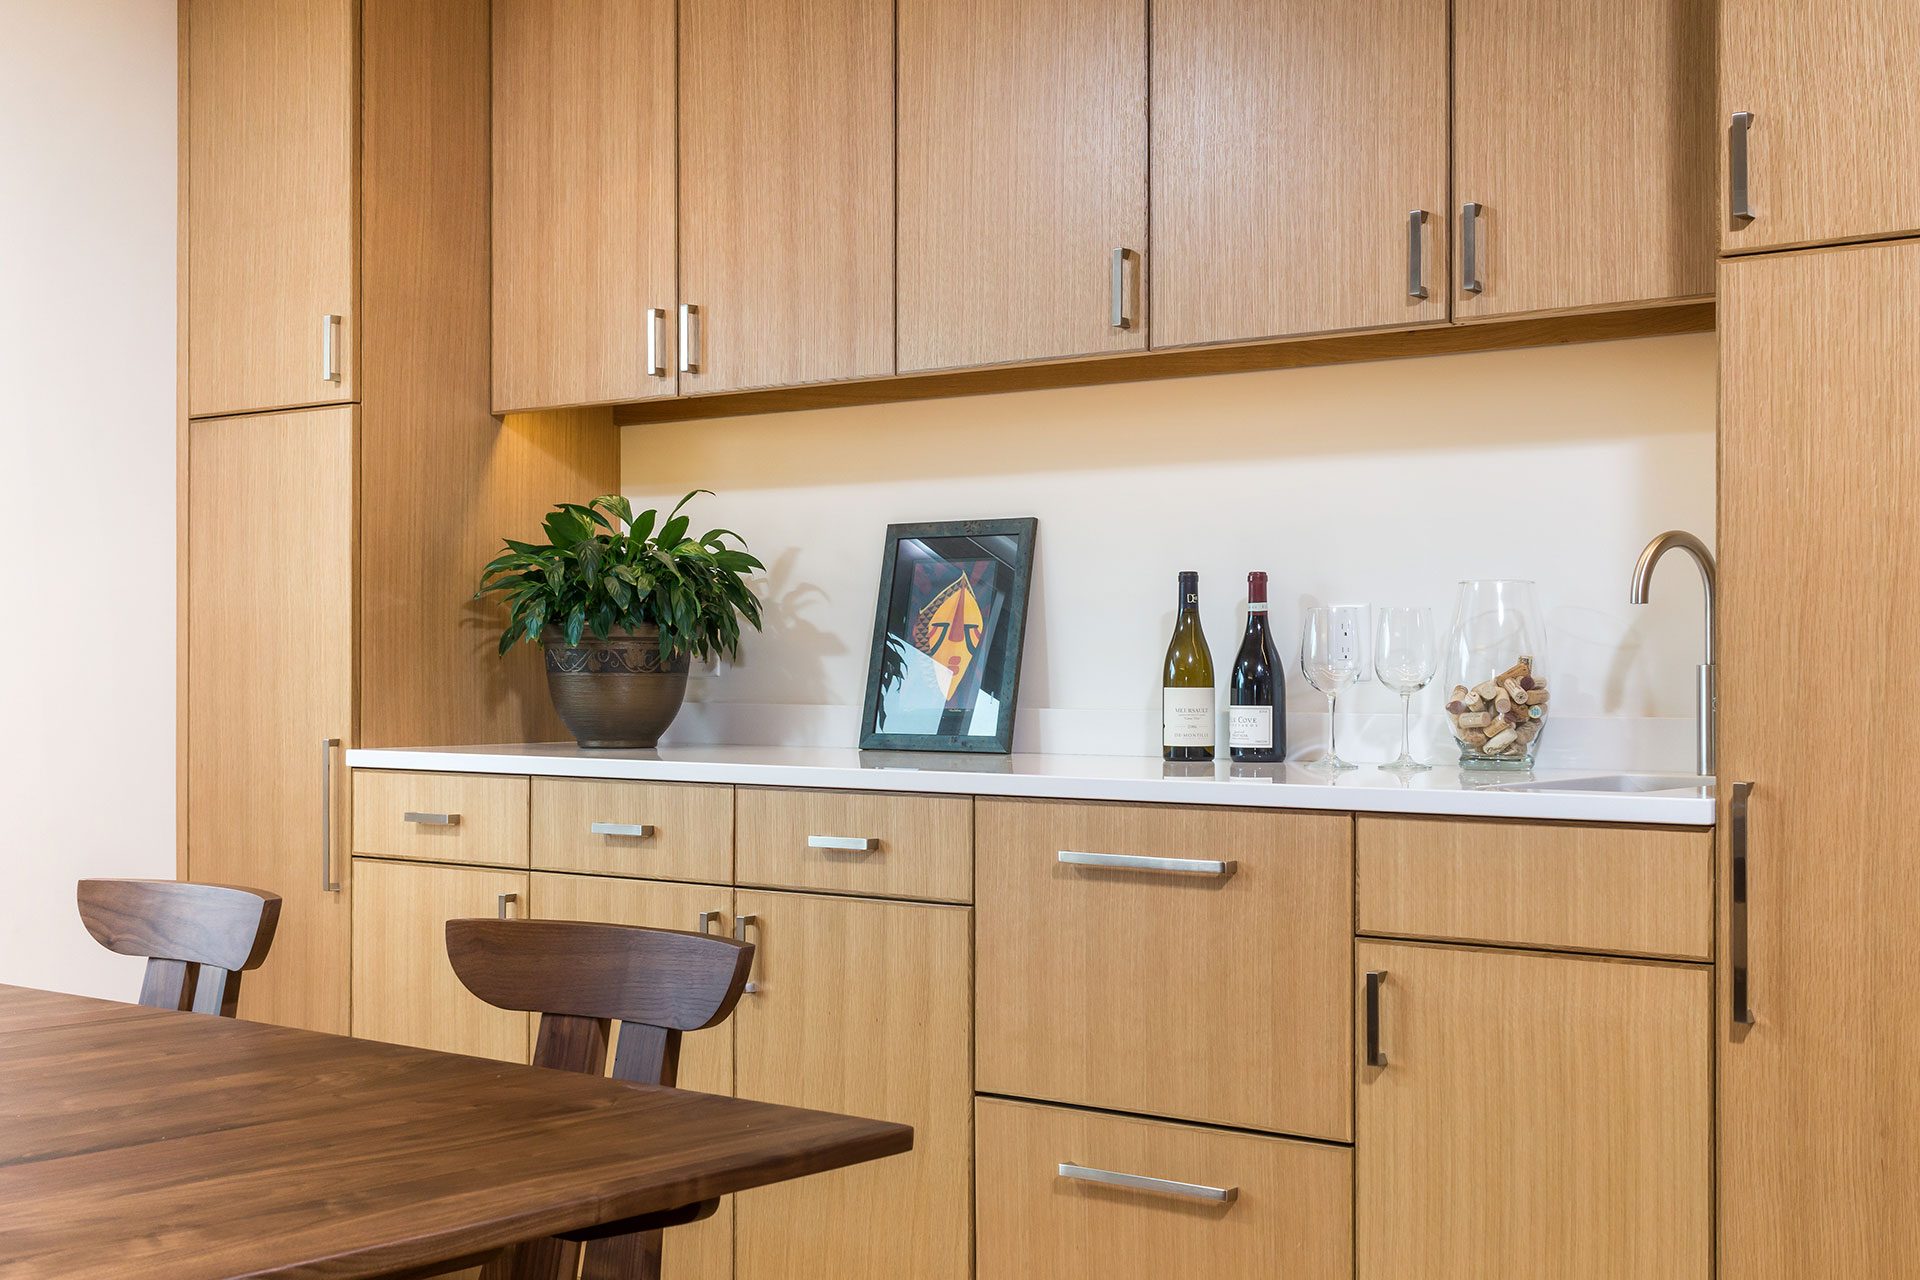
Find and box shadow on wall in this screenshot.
[690,547,848,706]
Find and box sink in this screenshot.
[1489,773,1714,794]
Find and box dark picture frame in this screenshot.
[858,518,1038,753]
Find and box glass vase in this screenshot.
[1442,580,1550,768]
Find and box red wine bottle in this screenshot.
[1229,571,1285,763]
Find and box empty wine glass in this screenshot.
[1375,607,1437,773]
[1300,606,1364,772]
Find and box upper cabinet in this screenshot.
[1150,0,1449,348]
[492,0,677,413]
[678,0,895,395]
[1721,0,1920,253]
[897,0,1149,373]
[1452,0,1715,320]
[186,0,357,417]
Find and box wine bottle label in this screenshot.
[1162,688,1215,747]
[1228,704,1273,750]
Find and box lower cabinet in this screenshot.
[350,858,531,1063]
[732,890,973,1280]
[975,1097,1352,1280]
[1355,942,1712,1280]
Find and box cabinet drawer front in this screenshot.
[1357,815,1712,959]
[977,799,1352,1139]
[735,787,971,902]
[531,779,732,882]
[352,771,530,867]
[977,1097,1351,1280]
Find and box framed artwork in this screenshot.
[858,518,1038,753]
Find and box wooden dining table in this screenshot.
[0,984,912,1278]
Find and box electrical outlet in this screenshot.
[1330,603,1370,680]
[690,652,730,679]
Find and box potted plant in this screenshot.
[476,492,763,749]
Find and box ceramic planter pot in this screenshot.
[542,625,690,749]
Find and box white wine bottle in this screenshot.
[1162,571,1215,762]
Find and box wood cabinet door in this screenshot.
[898,0,1148,372]
[187,407,355,1034]
[1355,942,1711,1280]
[1718,243,1920,1278]
[530,873,734,1280]
[733,891,971,1280]
[1150,0,1448,348]
[351,859,530,1063]
[186,0,357,417]
[492,0,677,412]
[1722,1,1920,253]
[678,0,893,394]
[1452,0,1714,319]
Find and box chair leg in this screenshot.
[579,1229,663,1280]
[477,1237,579,1280]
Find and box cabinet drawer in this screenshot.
[976,1097,1351,1280]
[531,779,732,883]
[976,799,1352,1139]
[352,771,530,868]
[1356,815,1712,960]
[735,787,971,902]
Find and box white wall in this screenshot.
[0,2,178,996]
[624,332,1717,770]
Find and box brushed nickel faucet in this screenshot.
[1630,530,1716,776]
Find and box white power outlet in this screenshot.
[1330,603,1371,680]
[690,652,730,679]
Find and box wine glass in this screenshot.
[1375,607,1437,773]
[1300,606,1364,772]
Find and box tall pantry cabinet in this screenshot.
[180,0,617,1032]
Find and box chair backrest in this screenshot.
[76,879,281,1017]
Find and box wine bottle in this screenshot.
[1229,571,1286,763]
[1162,571,1215,762]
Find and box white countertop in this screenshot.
[345,744,1715,826]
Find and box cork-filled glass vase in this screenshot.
[1441,580,1550,768]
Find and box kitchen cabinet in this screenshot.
[187,408,355,1034]
[351,858,530,1063]
[186,0,357,416]
[734,787,972,903]
[1149,0,1449,348]
[897,0,1148,372]
[733,890,971,1280]
[1452,0,1715,319]
[531,778,733,883]
[1721,2,1920,252]
[491,0,678,412]
[678,0,894,394]
[1718,242,1920,1278]
[1355,942,1711,1280]
[353,772,530,869]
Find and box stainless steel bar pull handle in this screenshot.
[1364,970,1388,1067]
[695,910,721,935]
[1057,1162,1238,1205]
[1407,209,1429,299]
[322,314,341,383]
[1058,849,1236,877]
[1730,111,1756,224]
[1461,203,1484,294]
[734,914,759,993]
[320,738,341,893]
[497,892,518,920]
[646,307,667,377]
[679,303,699,374]
[404,812,460,826]
[1110,247,1131,329]
[808,835,878,852]
[591,822,654,838]
[1730,781,1756,1027]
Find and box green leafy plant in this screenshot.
[476,492,763,660]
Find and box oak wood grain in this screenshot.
[532,779,733,884]
[734,787,972,903]
[1150,0,1449,348]
[0,984,911,1280]
[352,770,531,869]
[1356,815,1714,960]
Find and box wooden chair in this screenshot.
[76,879,281,1017]
[446,916,756,1280]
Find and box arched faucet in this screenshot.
[1630,530,1716,776]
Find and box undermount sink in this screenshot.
[1489,773,1715,794]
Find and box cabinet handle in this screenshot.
[321,313,341,383]
[695,909,721,935]
[1058,849,1236,877]
[403,812,461,826]
[1730,781,1756,1028]
[591,821,654,838]
[646,307,667,377]
[1110,247,1132,329]
[1364,969,1388,1067]
[1407,209,1429,299]
[734,913,759,993]
[679,303,699,374]
[1730,111,1756,224]
[320,737,341,894]
[1057,1162,1238,1205]
[807,835,878,852]
[1461,203,1483,295]
[497,892,519,919]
